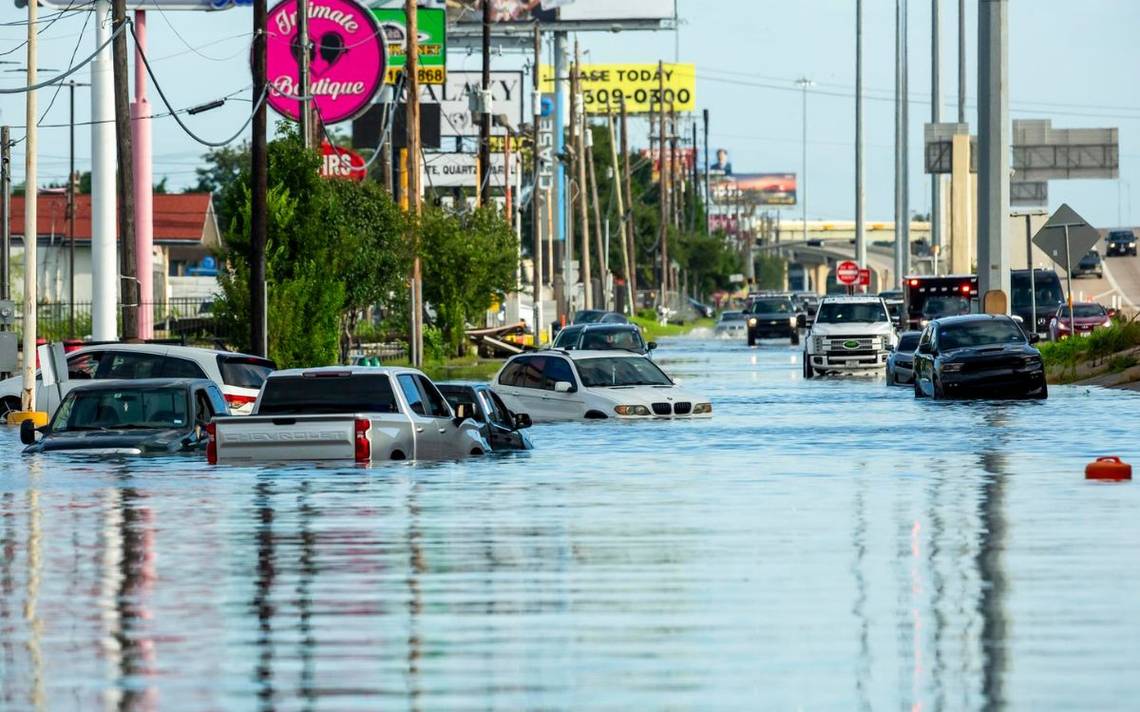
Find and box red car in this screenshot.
[1048,302,1113,340]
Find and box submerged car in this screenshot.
[714,311,747,338]
[886,331,922,386]
[745,295,800,346]
[1048,302,1113,340]
[437,382,533,452]
[551,323,655,355]
[21,379,228,455]
[913,315,1046,400]
[492,350,712,422]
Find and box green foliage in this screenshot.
[755,254,788,291]
[1038,315,1140,382]
[1109,354,1139,373]
[419,205,518,356]
[423,326,447,362]
[196,142,251,229]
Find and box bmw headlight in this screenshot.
[941,362,964,373]
[693,402,713,414]
[614,405,651,416]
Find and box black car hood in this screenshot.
[26,428,191,454]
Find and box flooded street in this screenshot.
[3,336,1140,710]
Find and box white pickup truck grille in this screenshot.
[814,335,884,353]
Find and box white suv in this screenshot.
[492,350,712,422]
[0,344,275,419]
[803,296,897,378]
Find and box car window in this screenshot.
[97,351,166,380]
[580,329,643,352]
[194,389,214,425]
[815,302,889,324]
[897,333,922,352]
[414,375,452,418]
[162,356,208,379]
[938,320,1026,350]
[552,328,581,350]
[576,357,673,387]
[67,351,103,380]
[511,357,546,389]
[441,387,486,423]
[498,360,523,386]
[918,328,932,351]
[542,358,576,390]
[259,375,399,415]
[397,374,426,416]
[217,356,276,389]
[477,391,507,426]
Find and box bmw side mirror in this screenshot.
[554,381,574,393]
[513,413,533,430]
[19,419,38,446]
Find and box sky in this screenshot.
[0,0,1137,228]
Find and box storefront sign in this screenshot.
[372,7,446,85]
[422,152,506,189]
[265,0,386,124]
[319,142,367,181]
[540,63,695,115]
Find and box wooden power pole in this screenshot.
[250,0,268,356]
[112,0,137,339]
[620,100,636,311]
[572,41,591,309]
[406,0,423,366]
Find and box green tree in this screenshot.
[419,205,518,356]
[195,142,251,229]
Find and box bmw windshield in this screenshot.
[576,357,673,387]
[815,302,889,324]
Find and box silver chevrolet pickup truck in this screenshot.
[208,367,490,464]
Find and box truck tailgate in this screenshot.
[213,415,357,462]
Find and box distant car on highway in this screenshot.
[803,296,897,378]
[21,379,227,456]
[492,350,711,422]
[1048,302,1113,341]
[886,331,922,386]
[437,382,533,452]
[745,295,800,346]
[714,310,747,338]
[792,292,820,326]
[1106,230,1137,257]
[551,323,655,356]
[571,309,629,325]
[1072,250,1104,278]
[912,314,1046,400]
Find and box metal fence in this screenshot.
[9,300,234,345]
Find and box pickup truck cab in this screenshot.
[208,367,490,464]
[803,296,897,378]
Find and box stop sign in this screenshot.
[836,260,860,285]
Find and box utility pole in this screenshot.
[298,0,312,149]
[931,0,943,267]
[894,0,910,287]
[978,0,1010,311]
[657,61,669,305]
[477,0,491,207]
[20,0,38,413]
[112,0,137,340]
[574,40,592,310]
[406,0,423,365]
[132,12,152,339]
[68,82,77,336]
[690,121,698,234]
[250,0,268,356]
[795,77,812,245]
[855,0,866,269]
[91,0,115,342]
[531,24,543,343]
[958,0,966,124]
[702,108,709,233]
[620,100,636,312]
[1,127,9,302]
[606,102,631,314]
[586,123,605,308]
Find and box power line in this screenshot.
[0,18,123,94]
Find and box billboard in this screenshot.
[639,147,696,183]
[371,7,447,85]
[440,0,673,23]
[422,152,507,189]
[712,173,798,207]
[558,0,674,21]
[540,63,694,115]
[424,70,525,138]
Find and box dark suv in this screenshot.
[745,296,800,346]
[1106,230,1137,257]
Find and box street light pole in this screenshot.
[855,0,866,269]
[795,77,813,245]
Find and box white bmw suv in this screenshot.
[491,350,712,422]
[803,295,898,378]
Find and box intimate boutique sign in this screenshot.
[264,0,386,124]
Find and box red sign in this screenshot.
[857,268,871,287]
[319,143,368,181]
[836,260,860,286]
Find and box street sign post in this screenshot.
[857,268,871,288]
[1033,203,1100,337]
[836,260,860,286]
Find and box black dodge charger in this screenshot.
[912,315,1047,400]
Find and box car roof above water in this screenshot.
[66,377,214,393]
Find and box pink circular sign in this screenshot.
[264,0,385,125]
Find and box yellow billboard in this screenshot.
[539,63,696,115]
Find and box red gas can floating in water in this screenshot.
[1085,457,1132,481]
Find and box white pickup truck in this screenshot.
[208,367,491,464]
[803,295,898,378]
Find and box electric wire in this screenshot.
[0,20,124,94]
[37,8,92,125]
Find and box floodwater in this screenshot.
[2,336,1139,711]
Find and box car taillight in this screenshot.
[354,419,371,463]
[224,393,257,409]
[206,422,217,465]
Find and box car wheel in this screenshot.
[790,331,800,346]
[1032,383,1049,400]
[747,333,756,346]
[803,352,813,379]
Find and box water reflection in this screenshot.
[0,339,1138,709]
